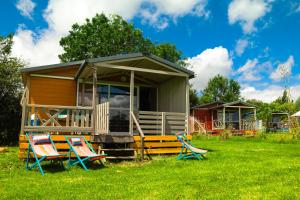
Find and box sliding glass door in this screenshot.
[108,85,137,133]
[79,83,161,133]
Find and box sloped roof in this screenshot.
[21,52,194,78]
[291,111,300,117]
[191,101,224,109]
[192,100,256,110]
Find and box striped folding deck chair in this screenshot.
[176,132,207,160]
[26,133,65,176]
[65,136,106,171]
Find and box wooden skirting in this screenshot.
[18,134,192,158]
[18,134,92,159]
[134,135,192,155]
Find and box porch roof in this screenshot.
[21,53,194,79]
[210,100,256,109]
[192,100,256,110]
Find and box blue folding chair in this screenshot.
[26,133,65,176]
[65,136,106,171]
[176,132,207,160]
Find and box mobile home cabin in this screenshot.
[190,101,257,135]
[19,53,194,159]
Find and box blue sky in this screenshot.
[1,0,300,102]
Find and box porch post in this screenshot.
[186,77,190,134]
[129,71,134,135]
[92,66,97,135]
[223,107,226,129]
[20,76,30,135]
[239,107,242,130]
[254,108,257,130]
[211,110,214,130]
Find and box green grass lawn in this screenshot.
[1,136,300,200]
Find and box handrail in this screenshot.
[27,104,93,110]
[194,118,206,135]
[130,111,145,160]
[20,87,28,106]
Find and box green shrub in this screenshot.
[256,130,267,140]
[219,130,231,141]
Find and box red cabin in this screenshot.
[190,101,257,134]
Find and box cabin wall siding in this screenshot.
[193,109,212,131]
[157,77,186,113]
[29,76,76,106]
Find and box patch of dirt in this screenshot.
[0,147,8,153]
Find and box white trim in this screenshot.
[143,57,186,75]
[30,74,74,80]
[96,63,188,77]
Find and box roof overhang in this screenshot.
[192,100,256,110]
[21,60,84,73]
[75,53,194,84]
[21,53,195,83]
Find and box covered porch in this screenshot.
[20,54,193,138]
[211,101,257,131]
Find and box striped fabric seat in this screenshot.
[26,133,65,176]
[65,136,106,171]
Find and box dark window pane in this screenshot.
[98,85,109,104]
[109,109,129,132]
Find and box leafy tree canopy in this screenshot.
[189,85,200,107]
[0,34,24,145]
[59,14,183,64]
[199,75,241,103]
[294,96,300,111]
[0,35,24,109]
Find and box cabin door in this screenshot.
[96,101,110,134]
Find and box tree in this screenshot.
[59,14,184,64]
[295,96,300,111]
[0,34,24,145]
[189,85,200,107]
[199,75,240,103]
[274,89,290,104]
[152,43,182,63]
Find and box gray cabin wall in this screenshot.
[157,77,186,113]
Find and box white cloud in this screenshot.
[141,0,210,29]
[12,0,209,66]
[296,5,300,12]
[235,38,249,56]
[228,0,272,34]
[270,55,294,81]
[187,46,233,91]
[16,0,36,19]
[236,59,262,81]
[241,84,300,103]
[13,26,63,67]
[237,59,257,73]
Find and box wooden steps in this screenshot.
[105,156,136,160]
[133,135,192,155]
[93,135,135,160]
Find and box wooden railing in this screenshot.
[268,122,289,130]
[95,102,109,134]
[189,116,206,134]
[23,104,94,134]
[213,120,224,129]
[138,111,186,135]
[20,87,28,106]
[131,111,144,160]
[213,119,256,130]
[241,120,256,130]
